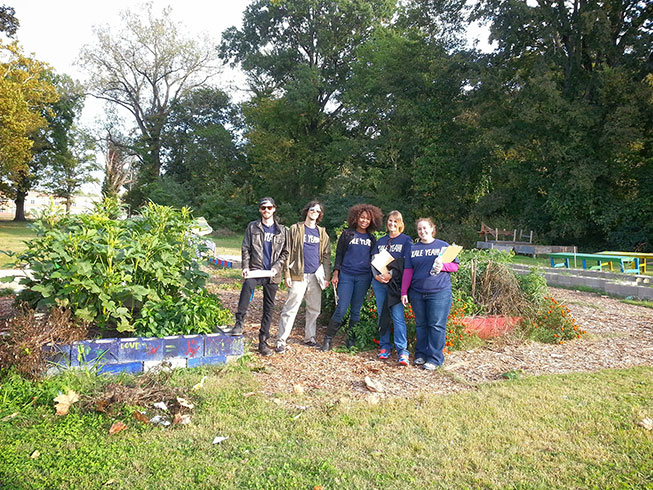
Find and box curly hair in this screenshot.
[301,201,324,224]
[347,204,383,233]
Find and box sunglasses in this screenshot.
[260,205,274,210]
[309,207,321,212]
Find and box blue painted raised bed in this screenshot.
[45,331,244,376]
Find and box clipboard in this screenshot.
[439,244,462,263]
[371,249,394,275]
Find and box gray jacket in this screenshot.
[242,219,289,284]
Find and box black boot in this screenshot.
[320,336,333,352]
[258,340,273,356]
[345,322,358,349]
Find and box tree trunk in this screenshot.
[13,190,26,221]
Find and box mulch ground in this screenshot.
[208,270,653,400]
[3,271,651,400]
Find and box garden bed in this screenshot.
[462,315,521,339]
[213,275,653,399]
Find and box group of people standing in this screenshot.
[230,197,458,370]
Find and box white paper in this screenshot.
[314,264,328,289]
[245,269,275,279]
[212,436,230,444]
[371,250,394,275]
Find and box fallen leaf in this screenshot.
[314,486,324,490]
[364,376,384,393]
[153,401,168,411]
[1,412,19,422]
[95,400,109,413]
[133,411,149,424]
[54,390,80,416]
[192,376,207,391]
[176,397,194,410]
[293,384,305,394]
[272,398,282,405]
[242,392,256,398]
[30,450,40,459]
[108,421,127,435]
[173,413,191,425]
[637,417,653,430]
[103,479,116,486]
[212,436,229,444]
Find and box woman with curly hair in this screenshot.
[320,203,383,351]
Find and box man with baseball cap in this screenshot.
[232,197,289,355]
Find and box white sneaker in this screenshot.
[414,357,426,366]
[422,362,437,371]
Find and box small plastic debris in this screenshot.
[153,402,168,411]
[150,415,171,426]
[212,436,229,444]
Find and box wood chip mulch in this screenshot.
[209,272,653,400]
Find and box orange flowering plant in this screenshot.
[525,296,586,344]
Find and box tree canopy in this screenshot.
[79,3,220,178]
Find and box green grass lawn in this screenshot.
[1,364,651,489]
[210,233,243,256]
[0,219,35,268]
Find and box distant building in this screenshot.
[0,192,100,219]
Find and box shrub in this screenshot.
[523,296,586,344]
[14,198,231,336]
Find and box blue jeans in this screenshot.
[372,279,408,357]
[330,271,372,329]
[409,288,452,366]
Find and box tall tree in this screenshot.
[79,3,219,178]
[220,0,395,206]
[472,0,653,248]
[341,0,480,224]
[0,41,58,220]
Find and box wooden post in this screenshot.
[529,230,533,243]
[513,229,517,242]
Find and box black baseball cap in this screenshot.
[259,197,276,207]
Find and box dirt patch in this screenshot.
[214,273,653,399]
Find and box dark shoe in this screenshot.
[274,342,286,354]
[320,336,333,352]
[228,324,243,336]
[258,341,273,356]
[345,335,356,349]
[304,338,318,347]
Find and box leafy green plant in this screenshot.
[134,290,233,337]
[14,199,230,336]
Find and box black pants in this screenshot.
[235,277,279,342]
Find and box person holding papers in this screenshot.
[233,197,289,356]
[401,218,459,370]
[275,201,331,353]
[371,211,413,366]
[320,204,383,351]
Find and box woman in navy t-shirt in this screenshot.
[401,218,459,370]
[371,211,413,365]
[320,204,383,351]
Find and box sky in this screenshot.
[15,0,254,123]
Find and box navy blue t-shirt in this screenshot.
[373,233,412,260]
[340,231,373,275]
[262,223,276,270]
[405,239,457,293]
[303,225,320,273]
